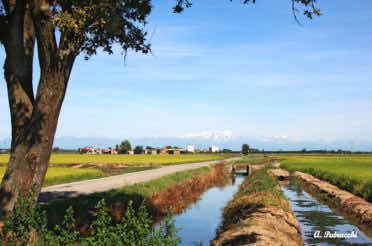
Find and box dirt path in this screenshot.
[39,157,242,204]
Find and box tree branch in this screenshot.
[30,0,57,71]
[0,15,6,45]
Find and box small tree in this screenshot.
[242,144,250,155]
[52,147,60,153]
[118,140,132,154]
[134,145,144,154]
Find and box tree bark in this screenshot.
[0,0,76,220]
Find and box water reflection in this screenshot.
[282,184,372,246]
[171,176,245,246]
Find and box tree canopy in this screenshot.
[0,0,151,58]
[118,139,132,154]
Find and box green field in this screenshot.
[0,153,234,166]
[231,156,273,165]
[0,166,152,187]
[279,154,372,202]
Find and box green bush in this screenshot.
[361,180,372,202]
[1,192,181,246]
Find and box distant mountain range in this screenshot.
[0,136,371,152]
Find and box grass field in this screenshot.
[279,154,372,202]
[0,166,153,187]
[0,153,235,166]
[231,156,274,165]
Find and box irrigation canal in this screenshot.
[165,175,245,246]
[282,184,372,245]
[162,170,372,245]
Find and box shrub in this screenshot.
[1,192,181,246]
[361,180,372,202]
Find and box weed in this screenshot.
[1,192,181,246]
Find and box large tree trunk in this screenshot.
[0,71,70,220]
[0,0,76,220]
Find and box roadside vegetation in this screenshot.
[1,190,180,246]
[1,164,228,245]
[0,153,236,166]
[42,165,226,231]
[279,155,372,202]
[0,166,153,187]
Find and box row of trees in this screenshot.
[115,140,155,154]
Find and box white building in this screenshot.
[187,145,195,153]
[210,145,219,153]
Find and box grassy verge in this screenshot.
[42,166,212,228]
[231,157,272,165]
[222,167,288,228]
[0,166,153,187]
[0,153,237,166]
[279,155,372,202]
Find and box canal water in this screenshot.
[171,175,244,246]
[281,184,372,245]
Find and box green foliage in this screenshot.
[361,180,372,202]
[51,0,152,58]
[53,207,80,245]
[1,189,53,246]
[1,193,181,246]
[241,144,250,155]
[118,140,132,154]
[134,146,144,154]
[290,176,303,194]
[239,168,284,199]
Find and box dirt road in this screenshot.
[39,157,241,204]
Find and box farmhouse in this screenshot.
[210,146,220,153]
[79,147,117,155]
[187,145,195,153]
[102,148,117,155]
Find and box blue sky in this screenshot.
[1,0,372,148]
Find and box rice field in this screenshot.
[279,154,372,202]
[0,153,234,166]
[0,166,104,187]
[0,166,152,187]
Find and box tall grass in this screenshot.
[280,155,372,202]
